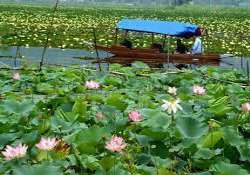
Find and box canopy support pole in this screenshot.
[167,36,170,69]
[162,35,170,69]
[115,28,118,45]
[163,35,167,49]
[141,33,144,47]
[151,34,155,45]
[125,30,128,38]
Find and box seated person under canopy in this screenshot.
[176,39,189,54]
[151,43,164,53]
[120,38,133,49]
[120,30,133,49]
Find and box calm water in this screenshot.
[0,46,113,68]
[0,46,250,73]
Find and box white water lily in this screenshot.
[168,87,177,96]
[161,99,183,114]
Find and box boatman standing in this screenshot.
[191,36,203,55]
[191,28,204,55]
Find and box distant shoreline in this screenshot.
[0,2,249,9]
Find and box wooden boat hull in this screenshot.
[96,45,220,66]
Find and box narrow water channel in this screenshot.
[0,46,113,68]
[0,46,250,73]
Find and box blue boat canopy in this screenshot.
[117,19,201,38]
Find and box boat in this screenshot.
[96,19,220,67]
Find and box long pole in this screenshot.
[93,28,102,71]
[39,0,60,71]
[247,60,250,84]
[14,30,22,68]
[240,33,243,71]
[14,45,20,68]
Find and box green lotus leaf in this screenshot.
[137,165,156,175]
[36,83,55,94]
[237,142,250,162]
[201,131,224,148]
[74,126,110,154]
[211,161,250,175]
[207,97,232,117]
[72,98,87,120]
[130,133,153,146]
[78,155,100,171]
[0,133,17,149]
[13,165,62,175]
[99,156,116,171]
[176,117,208,138]
[106,93,128,111]
[158,169,176,175]
[87,93,104,103]
[223,126,243,147]
[107,163,130,175]
[140,109,171,131]
[1,99,35,115]
[193,148,216,160]
[189,172,211,175]
[104,75,123,86]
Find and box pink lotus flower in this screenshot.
[96,112,104,121]
[242,103,250,113]
[105,136,126,153]
[2,143,28,160]
[12,72,21,81]
[192,85,206,95]
[36,137,59,151]
[85,81,100,89]
[128,111,142,122]
[168,87,177,96]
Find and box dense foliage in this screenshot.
[0,63,250,174]
[0,5,250,55]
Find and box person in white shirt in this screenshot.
[191,36,203,55]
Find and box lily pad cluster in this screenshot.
[0,63,249,174]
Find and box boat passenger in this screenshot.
[151,43,164,53]
[176,39,188,54]
[120,39,133,49]
[191,36,203,55]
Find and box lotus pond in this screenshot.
[0,63,250,174]
[0,5,250,56]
